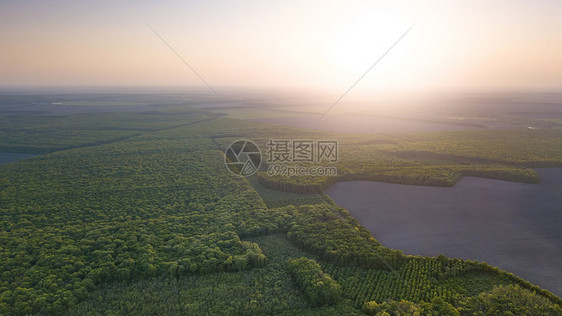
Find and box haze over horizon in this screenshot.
[1,0,561,94]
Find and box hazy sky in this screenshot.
[1,0,561,92]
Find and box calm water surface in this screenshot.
[326,168,562,296]
[0,152,37,165]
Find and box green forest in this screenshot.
[1,108,561,315]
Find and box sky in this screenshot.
[1,0,561,93]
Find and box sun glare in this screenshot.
[322,6,410,75]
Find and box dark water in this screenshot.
[0,152,37,165]
[326,168,562,296]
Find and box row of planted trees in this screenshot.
[363,285,562,316]
[287,257,341,307]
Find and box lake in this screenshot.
[326,168,562,296]
[0,152,37,165]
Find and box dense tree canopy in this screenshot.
[0,109,560,314]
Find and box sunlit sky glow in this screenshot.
[1,0,561,93]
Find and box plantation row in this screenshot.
[362,285,562,315]
[287,257,341,306]
[323,254,562,310]
[324,258,466,306]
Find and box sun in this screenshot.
[322,6,410,76]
